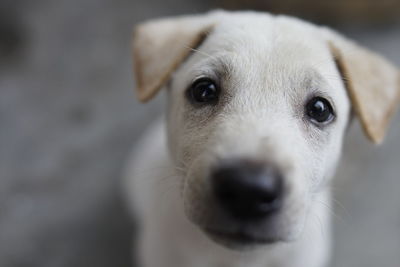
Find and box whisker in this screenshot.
[311,212,325,239]
[316,199,347,225]
[184,45,217,61]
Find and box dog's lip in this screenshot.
[204,228,278,245]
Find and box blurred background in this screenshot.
[0,0,399,266]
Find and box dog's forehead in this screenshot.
[174,12,348,115]
[203,13,332,72]
[181,13,345,103]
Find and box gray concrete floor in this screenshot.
[0,1,399,267]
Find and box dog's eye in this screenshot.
[187,78,219,104]
[305,97,334,124]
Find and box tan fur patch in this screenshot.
[329,41,400,144]
[132,16,214,102]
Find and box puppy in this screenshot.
[125,10,400,267]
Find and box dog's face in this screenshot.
[166,15,350,247]
[133,11,400,249]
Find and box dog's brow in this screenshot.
[208,55,233,80]
[189,55,233,82]
[302,68,330,90]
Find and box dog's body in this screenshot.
[126,11,400,267]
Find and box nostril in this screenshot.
[212,159,284,220]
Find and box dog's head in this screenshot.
[132,11,400,248]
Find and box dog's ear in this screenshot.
[132,14,215,102]
[325,29,400,144]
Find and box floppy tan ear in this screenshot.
[326,30,400,144]
[132,14,215,102]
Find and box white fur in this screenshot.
[126,11,352,267]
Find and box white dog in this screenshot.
[125,10,400,267]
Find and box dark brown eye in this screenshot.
[305,97,334,124]
[187,78,219,104]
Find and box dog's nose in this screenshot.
[212,159,283,221]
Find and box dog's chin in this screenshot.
[203,228,286,251]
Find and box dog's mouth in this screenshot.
[204,228,281,248]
